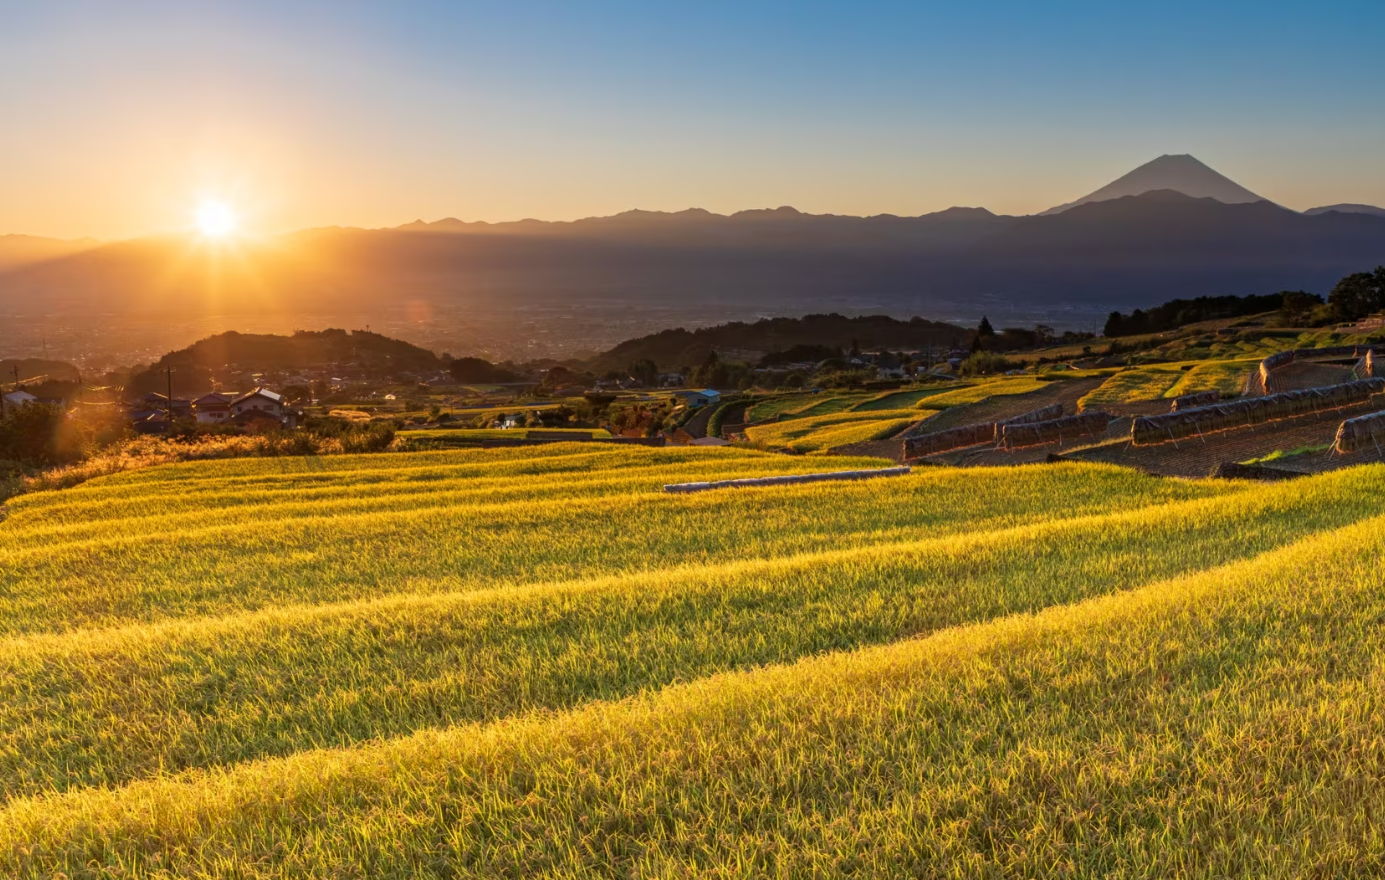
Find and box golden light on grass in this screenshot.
[194,199,239,238]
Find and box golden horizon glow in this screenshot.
[195,200,239,239]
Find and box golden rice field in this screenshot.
[3,441,1385,877]
[743,409,923,451]
[915,376,1053,408]
[1078,364,1187,407]
[1163,358,1257,398]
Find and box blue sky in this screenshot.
[2,0,1382,237]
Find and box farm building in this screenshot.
[673,389,721,408]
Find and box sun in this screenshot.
[195,200,238,238]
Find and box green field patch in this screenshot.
[1162,359,1257,399]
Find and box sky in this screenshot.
[2,0,1383,240]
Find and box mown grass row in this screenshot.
[0,461,1229,636]
[0,465,1377,799]
[5,505,1384,877]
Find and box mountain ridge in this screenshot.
[3,190,1383,323]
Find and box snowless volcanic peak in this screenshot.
[1042,154,1268,215]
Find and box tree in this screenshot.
[448,357,519,384]
[1328,268,1385,322]
[1278,290,1322,326]
[627,358,658,387]
[958,351,1012,377]
[972,317,997,353]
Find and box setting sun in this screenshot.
[195,200,238,238]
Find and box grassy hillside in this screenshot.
[3,444,1385,876]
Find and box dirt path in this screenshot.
[681,405,716,439]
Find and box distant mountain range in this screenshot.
[1,157,1383,326]
[1303,204,1385,217]
[0,234,98,273]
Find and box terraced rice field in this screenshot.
[1163,358,1257,398]
[850,386,959,411]
[744,394,817,423]
[792,393,875,417]
[914,376,1053,408]
[5,442,1385,877]
[1078,364,1187,408]
[401,428,613,446]
[744,409,923,452]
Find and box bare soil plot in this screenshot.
[1269,362,1353,393]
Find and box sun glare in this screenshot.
[195,200,238,238]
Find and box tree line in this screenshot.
[1103,266,1385,337]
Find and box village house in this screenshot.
[230,387,284,418]
[130,392,192,419]
[193,392,234,424]
[3,389,38,408]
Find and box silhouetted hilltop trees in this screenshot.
[1104,266,1385,337]
[757,344,844,367]
[1104,293,1301,337]
[447,357,522,384]
[157,329,442,373]
[590,313,968,372]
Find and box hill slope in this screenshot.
[155,328,442,373]
[589,313,970,371]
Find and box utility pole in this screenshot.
[3,365,17,419]
[166,366,174,425]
